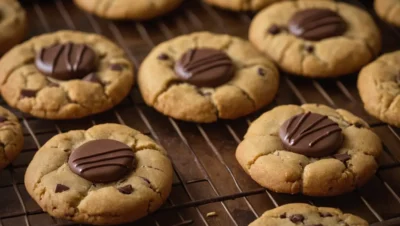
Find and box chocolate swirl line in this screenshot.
[71,148,134,173]
[285,112,341,147]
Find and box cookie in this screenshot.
[73,0,183,21]
[374,0,400,26]
[357,50,400,127]
[138,32,280,123]
[249,0,381,78]
[0,30,134,120]
[236,104,382,196]
[25,123,173,225]
[0,106,24,170]
[249,203,368,226]
[0,0,26,54]
[203,0,332,12]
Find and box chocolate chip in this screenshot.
[333,153,351,162]
[319,212,333,217]
[353,122,364,128]
[268,24,281,35]
[158,53,169,60]
[118,184,134,194]
[82,73,101,83]
[55,184,70,193]
[290,214,305,223]
[305,45,314,53]
[0,116,7,123]
[20,89,37,98]
[258,68,265,76]
[279,213,287,218]
[110,64,124,71]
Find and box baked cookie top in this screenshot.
[0,30,134,119]
[358,50,400,127]
[25,123,173,225]
[0,106,24,170]
[374,0,400,26]
[73,0,183,21]
[0,0,26,54]
[236,104,382,196]
[249,0,381,77]
[249,203,368,226]
[203,0,333,11]
[138,32,280,123]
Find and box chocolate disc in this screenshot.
[174,48,234,87]
[35,43,97,81]
[68,139,135,183]
[279,112,343,157]
[288,9,347,41]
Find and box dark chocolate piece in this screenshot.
[290,214,305,223]
[118,184,134,194]
[333,153,351,162]
[21,89,37,98]
[305,45,314,53]
[279,112,343,157]
[258,68,265,76]
[110,64,123,71]
[268,24,281,35]
[55,184,70,193]
[35,43,97,81]
[288,9,347,41]
[174,48,234,87]
[68,139,135,183]
[0,116,7,123]
[280,213,287,218]
[157,53,169,60]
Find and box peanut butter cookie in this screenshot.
[236,104,382,196]
[250,203,368,226]
[0,0,26,54]
[375,0,400,26]
[138,32,280,123]
[25,123,173,225]
[0,106,23,170]
[0,30,134,119]
[249,0,381,77]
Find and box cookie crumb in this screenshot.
[206,212,217,217]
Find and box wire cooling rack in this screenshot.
[1,0,400,225]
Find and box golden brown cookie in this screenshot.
[236,104,382,196]
[0,30,134,120]
[249,0,381,78]
[0,0,26,54]
[0,106,23,170]
[138,32,280,123]
[73,0,183,21]
[25,123,173,225]
[358,50,400,127]
[250,203,368,226]
[374,0,400,26]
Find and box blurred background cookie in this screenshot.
[0,0,26,55]
[375,0,400,26]
[73,0,183,21]
[0,107,23,170]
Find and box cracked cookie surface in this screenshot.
[0,106,24,170]
[73,0,183,21]
[236,104,382,196]
[0,0,26,54]
[249,0,381,78]
[24,123,173,225]
[138,32,279,123]
[358,50,400,127]
[0,30,134,120]
[375,0,400,26]
[249,203,368,226]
